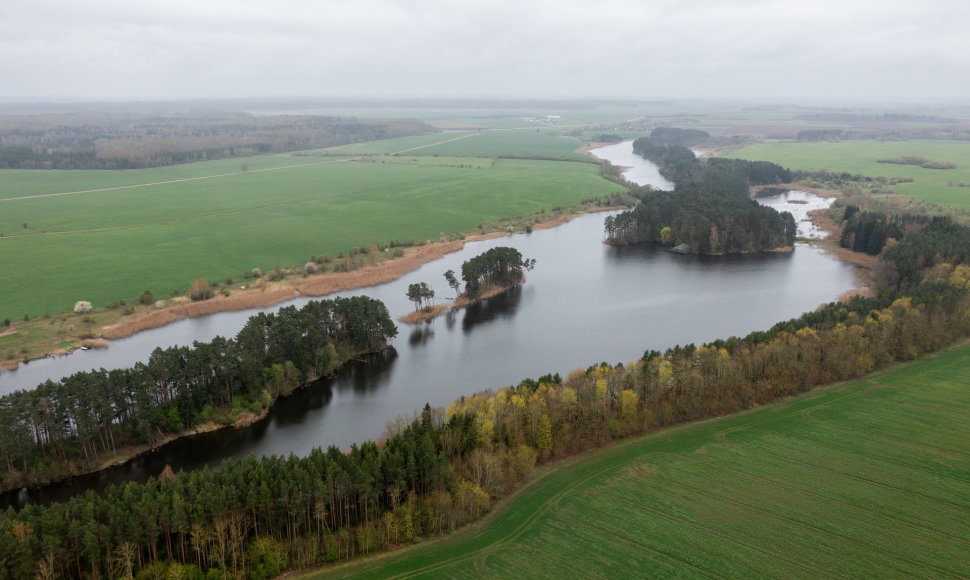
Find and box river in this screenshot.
[1,142,858,508]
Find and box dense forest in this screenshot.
[0,297,397,493]
[0,113,435,169]
[838,206,906,255]
[606,138,796,253]
[3,215,970,579]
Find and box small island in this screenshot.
[399,246,535,324]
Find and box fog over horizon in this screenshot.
[3,0,968,103]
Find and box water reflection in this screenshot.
[409,325,435,347]
[461,286,523,332]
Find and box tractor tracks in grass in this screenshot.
[0,157,357,204]
[676,451,970,550]
[644,469,967,579]
[595,489,832,577]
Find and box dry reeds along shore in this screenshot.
[101,241,464,340]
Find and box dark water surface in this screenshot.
[1,147,858,508]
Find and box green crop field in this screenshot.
[401,129,593,161]
[319,342,970,578]
[0,149,618,319]
[734,140,970,210]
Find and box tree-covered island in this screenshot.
[399,247,535,324]
[604,135,797,254]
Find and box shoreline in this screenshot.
[0,207,621,374]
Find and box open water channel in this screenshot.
[1,142,858,508]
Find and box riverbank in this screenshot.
[0,205,621,374]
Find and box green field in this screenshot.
[0,147,618,319]
[734,140,970,210]
[319,342,970,578]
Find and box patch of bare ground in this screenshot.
[453,281,523,309]
[398,304,449,324]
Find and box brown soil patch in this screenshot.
[452,282,523,309]
[0,328,16,338]
[398,304,449,325]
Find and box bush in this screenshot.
[73,301,92,314]
[139,290,154,305]
[188,278,212,301]
[252,267,262,278]
[305,262,318,274]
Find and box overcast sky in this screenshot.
[3,0,967,102]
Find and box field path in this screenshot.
[0,157,357,203]
[390,132,478,154]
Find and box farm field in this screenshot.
[733,140,970,210]
[318,342,970,579]
[0,143,618,320]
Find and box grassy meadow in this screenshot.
[0,136,619,323]
[319,341,970,579]
[734,140,970,210]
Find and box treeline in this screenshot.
[648,127,710,147]
[876,156,956,170]
[3,219,970,578]
[460,247,535,297]
[0,297,396,492]
[839,206,905,255]
[0,113,435,169]
[878,217,970,291]
[608,139,796,253]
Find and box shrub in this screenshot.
[305,262,318,274]
[139,290,154,305]
[73,301,92,314]
[2,319,9,327]
[252,267,262,278]
[188,278,212,301]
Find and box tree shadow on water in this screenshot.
[461,286,523,333]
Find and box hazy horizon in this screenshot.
[4,0,967,103]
